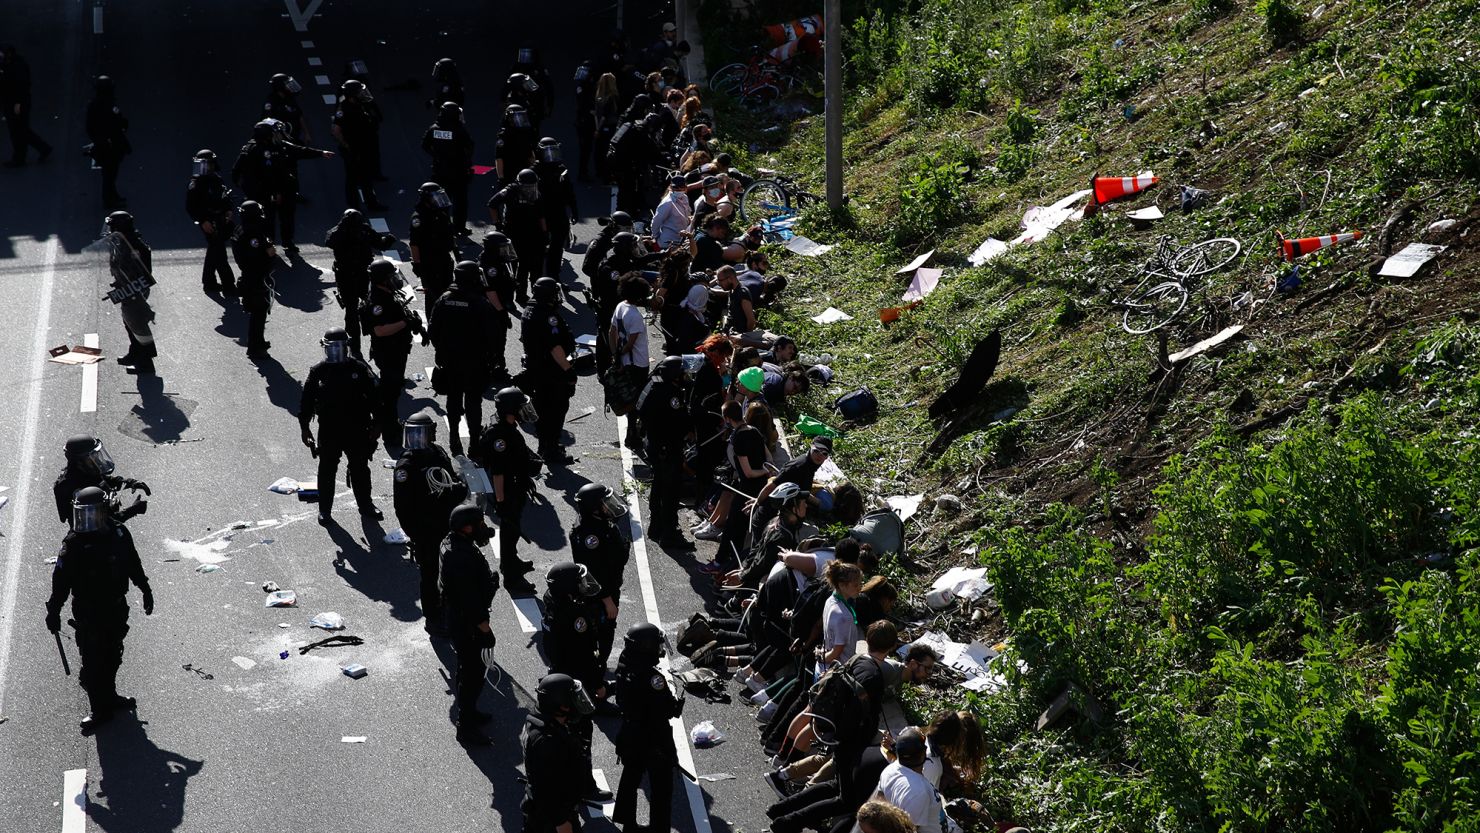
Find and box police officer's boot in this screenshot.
[79,691,117,735]
[502,569,536,595]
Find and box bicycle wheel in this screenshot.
[741,179,792,223]
[741,83,782,109]
[709,63,750,96]
[1122,281,1189,334]
[1170,237,1242,278]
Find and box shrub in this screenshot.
[1257,0,1304,48]
[891,153,969,245]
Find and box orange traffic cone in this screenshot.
[1090,173,1159,206]
[764,14,824,45]
[1277,231,1363,261]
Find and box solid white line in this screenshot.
[615,414,713,833]
[80,333,99,413]
[306,56,323,67]
[91,6,102,34]
[61,768,86,833]
[0,236,59,716]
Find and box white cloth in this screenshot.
[873,761,954,833]
[651,191,692,248]
[612,301,649,367]
[681,283,710,313]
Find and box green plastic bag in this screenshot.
[794,414,839,438]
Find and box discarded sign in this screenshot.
[1127,206,1164,224]
[896,250,934,274]
[1378,243,1446,279]
[383,528,410,545]
[1169,325,1245,364]
[902,268,942,303]
[47,345,104,365]
[932,566,991,602]
[811,307,853,324]
[231,656,257,671]
[341,736,367,743]
[341,663,368,679]
[785,235,833,257]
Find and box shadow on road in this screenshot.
[88,715,204,833]
[325,514,422,623]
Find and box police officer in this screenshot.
[261,73,310,143]
[359,260,424,445]
[503,71,546,132]
[332,79,386,213]
[430,261,500,456]
[45,487,154,734]
[572,59,598,181]
[184,149,237,294]
[488,168,547,304]
[326,209,398,357]
[103,211,158,375]
[231,120,334,254]
[299,328,383,523]
[473,387,540,594]
[513,47,555,127]
[541,562,612,803]
[422,102,475,235]
[524,673,596,831]
[613,622,682,833]
[439,502,499,745]
[85,75,130,208]
[594,231,661,379]
[476,231,519,373]
[521,277,578,464]
[395,413,468,633]
[640,356,693,545]
[494,104,535,184]
[429,57,465,107]
[580,210,634,290]
[570,483,631,670]
[231,200,276,358]
[534,138,579,279]
[410,181,457,321]
[53,435,148,528]
[610,111,667,220]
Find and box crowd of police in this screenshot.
[31,21,1005,833]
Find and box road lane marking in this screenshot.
[306,56,323,67]
[61,768,86,833]
[0,236,59,715]
[369,218,391,233]
[510,596,542,633]
[314,75,330,86]
[283,0,324,31]
[80,334,99,413]
[300,40,315,48]
[91,4,102,34]
[584,768,615,819]
[426,368,473,442]
[320,93,337,105]
[616,414,714,833]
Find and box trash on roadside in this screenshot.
[1083,173,1158,218]
[885,494,925,522]
[902,268,942,303]
[1426,219,1456,236]
[46,345,105,365]
[1127,206,1164,228]
[785,235,833,257]
[895,250,934,274]
[1179,186,1212,212]
[931,566,991,602]
[690,720,725,748]
[456,457,493,495]
[905,631,1012,691]
[231,656,257,671]
[267,477,299,495]
[262,581,280,593]
[1169,325,1245,364]
[794,414,838,438]
[380,458,397,469]
[309,611,346,630]
[1377,243,1446,279]
[696,773,736,782]
[265,589,298,608]
[182,663,214,680]
[383,528,410,545]
[925,586,956,610]
[933,494,963,516]
[877,302,920,323]
[967,237,1010,267]
[811,307,852,324]
[341,663,368,679]
[1277,230,1363,261]
[300,634,365,654]
[296,481,319,501]
[279,650,290,659]
[196,563,221,574]
[278,623,290,628]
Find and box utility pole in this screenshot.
[824,0,843,210]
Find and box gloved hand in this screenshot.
[475,627,495,650]
[45,609,61,634]
[124,478,152,496]
[301,428,317,457]
[141,587,155,616]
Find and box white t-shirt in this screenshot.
[821,594,861,673]
[873,761,955,833]
[612,301,649,367]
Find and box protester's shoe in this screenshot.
[733,667,754,687]
[750,689,771,706]
[693,523,723,541]
[747,676,769,695]
[756,700,780,724]
[764,770,793,800]
[79,711,115,735]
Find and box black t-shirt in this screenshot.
[774,453,821,491]
[727,281,758,331]
[692,232,726,271]
[728,424,768,494]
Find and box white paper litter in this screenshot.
[814,457,847,486]
[1169,325,1244,364]
[968,237,1010,267]
[341,736,367,743]
[1127,206,1165,222]
[931,566,992,601]
[455,456,493,495]
[1378,243,1446,278]
[896,250,935,274]
[383,528,410,544]
[309,611,346,630]
[690,720,725,747]
[786,236,834,257]
[903,631,1012,691]
[811,307,853,324]
[885,494,924,522]
[231,656,257,671]
[1017,189,1092,245]
[267,477,299,495]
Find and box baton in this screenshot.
[54,632,71,676]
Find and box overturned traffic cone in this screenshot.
[1083,172,1159,217]
[1277,230,1363,262]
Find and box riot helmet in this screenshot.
[516,168,540,201]
[575,483,627,519]
[72,486,108,533]
[547,561,602,600]
[438,101,463,126]
[94,75,115,96]
[483,231,518,263]
[402,411,436,450]
[610,211,634,232]
[623,622,666,659]
[432,57,459,82]
[516,47,538,67]
[367,258,400,287]
[341,78,367,102]
[340,207,367,228]
[508,72,538,93]
[419,181,453,211]
[642,112,665,134]
[536,137,562,164]
[321,328,350,363]
[104,211,134,234]
[192,148,217,176]
[494,386,537,423]
[504,104,530,129]
[449,502,486,532]
[530,276,561,305]
[656,355,685,384]
[64,434,115,476]
[453,260,485,290]
[252,120,276,143]
[270,73,302,94]
[536,672,595,716]
[612,231,643,260]
[239,200,266,223]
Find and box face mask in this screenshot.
[707,189,722,200]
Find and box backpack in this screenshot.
[580,229,613,280]
[850,507,905,557]
[833,387,879,423]
[788,577,831,645]
[807,654,878,746]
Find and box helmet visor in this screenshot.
[403,423,432,450]
[518,400,539,424]
[509,111,530,129]
[538,144,562,164]
[323,338,347,363]
[76,440,116,477]
[570,680,596,715]
[496,241,518,262]
[576,564,604,598]
[284,76,303,94]
[72,500,105,533]
[192,159,209,177]
[428,189,453,210]
[602,490,628,519]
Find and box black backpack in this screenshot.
[807,654,878,746]
[789,577,831,645]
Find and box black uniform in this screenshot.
[494,125,535,185]
[439,530,498,719]
[298,356,379,515]
[410,207,457,320]
[394,444,468,624]
[184,169,236,292]
[261,89,307,142]
[85,87,130,206]
[45,522,151,721]
[325,224,396,356]
[613,654,681,832]
[541,589,606,801]
[519,302,577,457]
[521,713,585,833]
[572,62,597,180]
[535,159,579,279]
[358,285,419,440]
[610,121,664,219]
[475,420,538,577]
[333,97,382,210]
[107,229,158,370]
[231,218,275,355]
[430,286,501,454]
[487,183,547,303]
[0,48,52,165]
[639,377,691,538]
[52,470,127,528]
[423,121,475,231]
[570,514,631,668]
[231,138,326,250]
[475,252,518,371]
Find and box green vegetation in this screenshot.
[698,0,1480,828]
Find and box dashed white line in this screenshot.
[616,414,714,833]
[0,236,59,716]
[60,768,86,833]
[91,5,102,34]
[320,93,337,105]
[314,75,330,86]
[79,333,98,413]
[300,40,315,48]
[306,56,323,67]
[510,596,542,634]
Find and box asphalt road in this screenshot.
[0,1,781,831]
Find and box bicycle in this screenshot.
[709,46,812,108]
[1113,235,1242,334]
[739,170,822,224]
